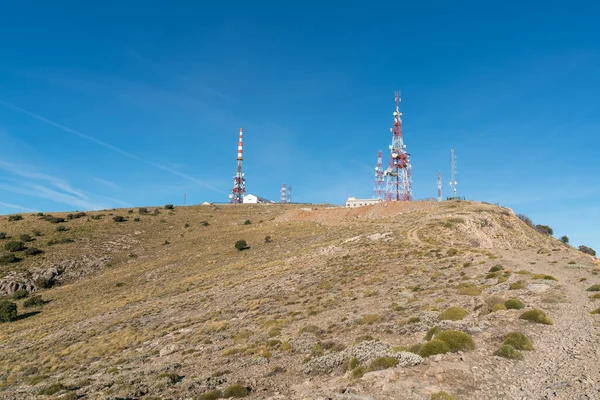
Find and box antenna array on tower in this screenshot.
[229,128,246,204]
[383,91,412,201]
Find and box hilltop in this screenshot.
[0,201,598,400]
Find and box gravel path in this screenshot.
[471,252,600,399]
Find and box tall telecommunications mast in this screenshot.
[374,150,385,199]
[449,149,457,198]
[383,91,412,201]
[229,128,246,203]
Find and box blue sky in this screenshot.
[0,1,598,251]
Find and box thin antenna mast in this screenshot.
[437,172,442,202]
[449,149,457,198]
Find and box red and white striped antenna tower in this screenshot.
[229,128,246,204]
[280,184,287,203]
[373,150,384,199]
[384,91,412,201]
[437,171,442,202]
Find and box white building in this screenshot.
[243,194,275,204]
[345,197,381,208]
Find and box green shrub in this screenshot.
[489,264,504,272]
[494,344,523,360]
[235,240,248,251]
[347,357,360,370]
[24,247,43,256]
[197,390,222,400]
[0,232,6,239]
[456,284,481,296]
[299,324,321,334]
[0,300,18,322]
[407,343,422,354]
[43,216,65,224]
[535,225,553,236]
[358,314,381,324]
[184,223,190,228]
[8,215,23,221]
[264,235,272,243]
[164,204,174,210]
[113,216,126,223]
[435,330,475,352]
[0,254,21,264]
[586,284,600,292]
[503,332,533,350]
[440,306,468,321]
[509,280,527,290]
[47,238,74,245]
[201,221,210,226]
[24,295,44,308]
[4,241,25,252]
[531,274,557,281]
[560,236,569,244]
[431,392,457,400]
[590,308,600,315]
[37,383,66,395]
[222,384,249,398]
[244,219,252,225]
[138,207,148,214]
[492,303,507,312]
[134,217,141,222]
[56,225,68,232]
[19,234,33,242]
[418,339,450,357]
[519,309,553,325]
[590,293,600,300]
[424,326,441,341]
[35,277,55,289]
[579,245,596,256]
[12,289,28,299]
[367,357,398,371]
[351,365,365,378]
[505,298,525,310]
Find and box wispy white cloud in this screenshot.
[0,202,36,212]
[0,182,106,210]
[0,100,226,195]
[92,177,120,190]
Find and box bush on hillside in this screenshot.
[431,392,457,400]
[56,225,68,232]
[12,289,29,300]
[42,215,65,224]
[424,326,441,341]
[494,344,524,360]
[509,280,527,290]
[197,390,222,400]
[503,332,534,350]
[367,357,398,371]
[24,247,43,256]
[418,339,449,357]
[264,235,272,243]
[489,264,504,272]
[0,254,21,264]
[440,306,468,321]
[19,234,33,242]
[516,214,533,228]
[0,232,6,239]
[235,240,248,251]
[519,309,553,325]
[4,241,25,252]
[47,238,74,246]
[222,384,249,398]
[0,300,17,322]
[560,235,569,244]
[505,298,525,310]
[113,216,127,223]
[138,207,148,214]
[435,330,475,352]
[24,296,44,308]
[35,277,55,289]
[244,220,252,225]
[8,215,23,221]
[586,284,600,292]
[579,245,596,257]
[164,204,174,210]
[535,225,553,236]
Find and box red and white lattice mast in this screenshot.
[374,150,384,200]
[384,91,412,201]
[229,128,246,204]
[280,184,287,203]
[437,171,442,202]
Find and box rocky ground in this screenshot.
[0,201,598,399]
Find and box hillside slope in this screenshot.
[0,201,598,400]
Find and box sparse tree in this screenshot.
[535,225,553,236]
[0,300,17,322]
[516,214,533,228]
[560,236,569,244]
[579,245,596,257]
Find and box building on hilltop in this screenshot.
[345,197,381,208]
[243,194,275,204]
